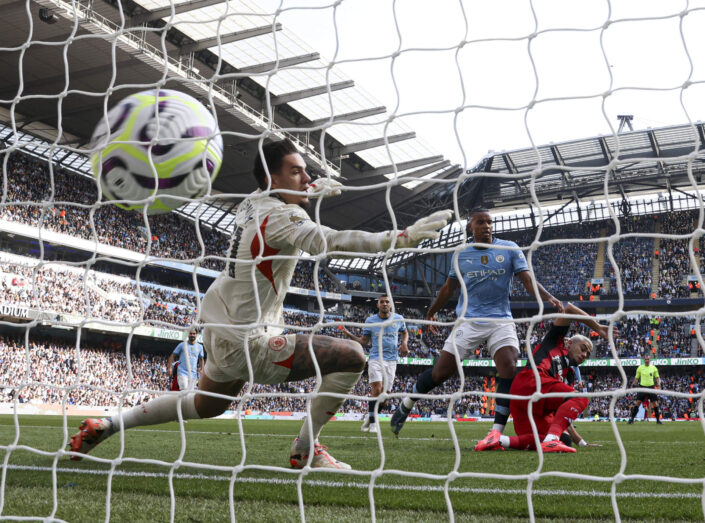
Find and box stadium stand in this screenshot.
[0,333,700,421]
[1,152,343,294]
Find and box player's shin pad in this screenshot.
[297,371,361,449]
[493,377,513,428]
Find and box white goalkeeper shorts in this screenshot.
[442,320,519,359]
[367,358,397,392]
[203,328,297,385]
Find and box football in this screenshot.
[90,89,223,214]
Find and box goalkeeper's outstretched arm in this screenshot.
[269,202,453,257]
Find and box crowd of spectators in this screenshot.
[0,257,342,330]
[0,335,168,406]
[1,259,200,327]
[1,153,342,294]
[659,211,697,298]
[290,261,340,293]
[3,251,701,361]
[8,151,705,299]
[580,370,703,421]
[1,153,230,271]
[604,215,655,296]
[0,334,701,420]
[506,222,601,297]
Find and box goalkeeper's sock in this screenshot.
[492,377,513,433]
[402,369,438,411]
[111,392,200,432]
[296,371,361,451]
[368,400,377,423]
[547,397,589,437]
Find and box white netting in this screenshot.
[2,0,705,521]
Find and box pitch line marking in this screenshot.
[2,464,700,499]
[0,424,696,445]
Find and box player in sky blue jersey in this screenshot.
[168,328,205,391]
[391,208,563,449]
[343,295,408,433]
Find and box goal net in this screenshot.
[1,0,705,521]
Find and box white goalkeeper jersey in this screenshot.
[201,190,385,343]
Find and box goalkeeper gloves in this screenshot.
[308,177,343,198]
[382,210,453,249]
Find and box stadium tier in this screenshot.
[3,0,705,521]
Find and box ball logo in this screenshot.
[496,255,505,263]
[269,336,287,352]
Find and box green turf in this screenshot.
[0,415,701,521]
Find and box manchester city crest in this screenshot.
[496,255,505,263]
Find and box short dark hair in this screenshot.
[253,138,299,190]
[467,207,490,221]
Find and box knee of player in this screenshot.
[493,346,518,377]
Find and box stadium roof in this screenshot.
[369,122,705,231]
[1,0,458,233]
[4,0,705,276]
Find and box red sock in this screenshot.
[547,397,589,437]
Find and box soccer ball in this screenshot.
[90,89,223,214]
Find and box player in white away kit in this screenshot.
[342,295,408,433]
[69,139,452,469]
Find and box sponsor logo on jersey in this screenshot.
[496,255,505,263]
[269,336,287,351]
[463,268,507,278]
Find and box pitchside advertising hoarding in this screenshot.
[396,356,705,367]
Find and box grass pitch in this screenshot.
[0,415,702,522]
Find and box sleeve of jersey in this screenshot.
[543,324,570,346]
[448,252,459,279]
[172,343,183,356]
[362,317,373,338]
[512,243,529,274]
[267,205,387,255]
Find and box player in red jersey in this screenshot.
[482,302,618,453]
[169,361,180,391]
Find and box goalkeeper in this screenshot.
[390,208,563,450]
[69,138,452,470]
